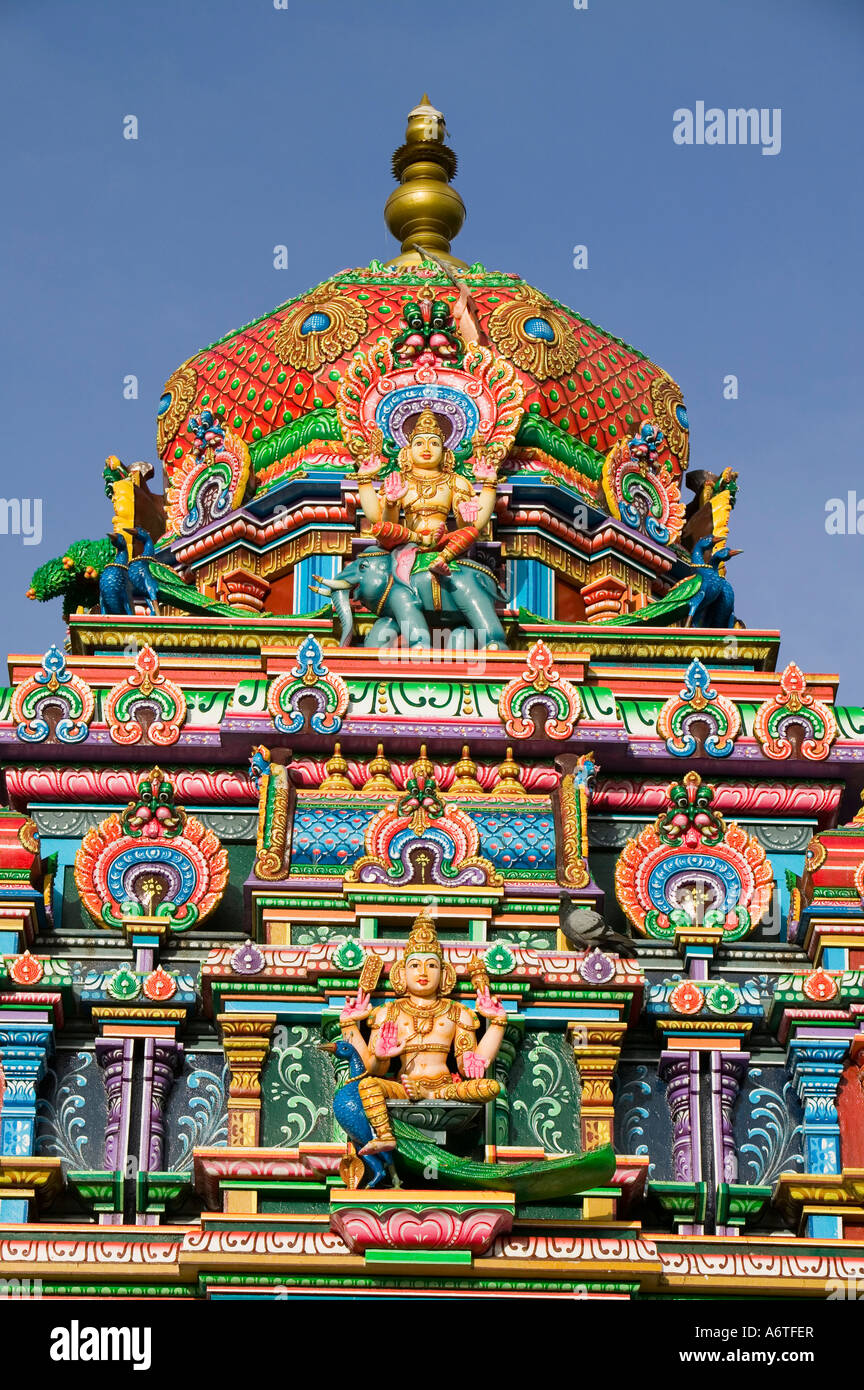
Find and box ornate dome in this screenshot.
[157,99,689,538]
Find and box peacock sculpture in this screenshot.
[98,533,135,616]
[319,1037,396,1189]
[685,535,741,629]
[128,526,159,615]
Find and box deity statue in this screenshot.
[337,909,507,1155]
[354,409,502,578]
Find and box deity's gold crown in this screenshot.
[407,409,445,442]
[402,908,443,961]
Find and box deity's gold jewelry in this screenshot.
[454,1027,475,1056]
[405,471,447,502]
[402,909,444,962]
[399,996,452,1037]
[390,909,457,995]
[398,457,458,500]
[407,408,445,442]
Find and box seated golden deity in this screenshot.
[355,410,501,578]
[337,910,507,1154]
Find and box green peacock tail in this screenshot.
[392,1118,616,1200]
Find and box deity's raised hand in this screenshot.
[349,427,384,480]
[475,984,507,1025]
[340,989,371,1025]
[374,1019,403,1059]
[472,456,498,483]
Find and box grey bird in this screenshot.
[560,905,637,957]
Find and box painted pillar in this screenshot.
[838,1033,864,1168]
[135,1037,184,1227]
[711,1052,748,1185]
[659,1051,701,1185]
[569,1019,627,1150]
[293,553,340,616]
[788,1038,847,1181]
[506,558,554,618]
[787,1038,849,1235]
[140,1038,183,1173]
[219,1014,277,1149]
[0,1015,55,1223]
[96,1036,134,1224]
[710,1051,749,1235]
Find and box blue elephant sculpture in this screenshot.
[312,548,508,650]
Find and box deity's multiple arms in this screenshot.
[350,417,502,569]
[457,984,507,1078]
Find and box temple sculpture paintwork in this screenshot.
[2,97,864,1302]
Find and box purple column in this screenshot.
[659,1050,702,1187]
[711,1051,749,1186]
[137,1038,183,1227]
[96,1037,134,1225]
[139,1038,182,1173]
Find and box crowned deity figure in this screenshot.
[354,409,502,578]
[337,909,507,1155]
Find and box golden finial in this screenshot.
[320,742,354,794]
[363,743,398,796]
[411,744,435,784]
[384,96,467,269]
[449,745,484,797]
[493,746,527,798]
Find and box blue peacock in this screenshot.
[98,533,135,615]
[128,526,159,616]
[320,1037,396,1189]
[685,535,742,629]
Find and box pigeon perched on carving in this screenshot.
[560,905,637,957]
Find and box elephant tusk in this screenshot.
[312,573,352,591]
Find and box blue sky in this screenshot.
[1,0,862,695]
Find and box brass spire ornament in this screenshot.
[494,746,528,798]
[320,742,354,794]
[384,96,467,268]
[449,745,485,797]
[363,743,398,796]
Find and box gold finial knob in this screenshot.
[320,742,354,794]
[363,743,398,796]
[494,746,527,798]
[449,745,485,797]
[410,743,436,784]
[384,97,467,269]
